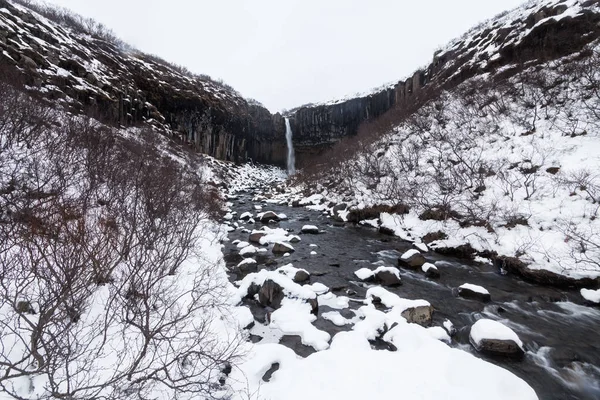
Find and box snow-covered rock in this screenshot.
[249,230,267,243]
[458,283,491,302]
[421,262,440,279]
[239,211,253,220]
[414,242,429,252]
[398,249,426,269]
[301,225,320,234]
[277,264,310,283]
[237,258,258,274]
[258,211,280,223]
[354,266,402,286]
[273,242,295,254]
[236,241,250,249]
[581,288,600,304]
[365,287,432,325]
[239,245,258,257]
[470,319,524,358]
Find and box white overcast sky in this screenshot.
[43,0,525,112]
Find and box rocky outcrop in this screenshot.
[0,1,287,166]
[289,87,396,163]
[287,1,600,166]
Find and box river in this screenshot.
[224,189,600,400]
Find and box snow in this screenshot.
[239,245,258,256]
[365,287,430,314]
[237,258,257,267]
[317,292,350,309]
[400,249,421,260]
[301,224,319,233]
[460,283,490,295]
[275,241,295,251]
[581,288,600,304]
[354,266,401,281]
[230,318,537,400]
[234,270,318,304]
[470,319,524,349]
[269,299,331,351]
[322,311,353,326]
[276,263,309,280]
[239,211,253,219]
[422,262,438,273]
[255,227,293,244]
[236,240,250,248]
[443,319,456,335]
[415,242,429,252]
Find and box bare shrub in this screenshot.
[0,80,238,399]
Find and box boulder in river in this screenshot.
[375,270,402,286]
[237,258,258,274]
[421,263,440,279]
[458,283,491,302]
[354,267,401,287]
[581,288,600,305]
[288,235,301,243]
[259,211,280,223]
[249,231,267,243]
[293,270,310,283]
[401,305,433,325]
[398,249,426,269]
[470,319,524,358]
[239,212,253,221]
[301,225,320,234]
[272,242,295,254]
[258,279,285,309]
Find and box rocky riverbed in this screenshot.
[222,188,600,400]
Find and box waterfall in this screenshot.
[285,117,296,175]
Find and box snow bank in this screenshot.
[230,319,537,400]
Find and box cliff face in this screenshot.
[2,0,600,169]
[0,0,287,166]
[288,0,600,166]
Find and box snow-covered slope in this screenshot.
[0,0,286,165]
[285,1,600,286]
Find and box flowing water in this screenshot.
[284,118,295,175]
[224,191,600,400]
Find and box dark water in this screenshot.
[224,191,600,400]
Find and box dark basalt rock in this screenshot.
[398,252,426,269]
[0,2,287,166]
[458,287,491,302]
[374,270,402,286]
[258,279,285,309]
[494,256,600,289]
[470,336,525,359]
[293,270,310,283]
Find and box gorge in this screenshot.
[2,0,600,399]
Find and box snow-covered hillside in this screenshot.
[284,3,600,287]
